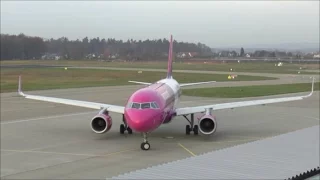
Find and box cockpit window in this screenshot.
[141,103,150,109]
[128,102,159,109]
[151,102,159,109]
[131,103,141,109]
[126,102,132,108]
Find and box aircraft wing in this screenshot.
[128,81,152,85]
[18,76,125,114]
[180,81,216,87]
[175,78,315,116]
[128,80,216,87]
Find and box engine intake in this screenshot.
[91,112,112,134]
[198,114,217,135]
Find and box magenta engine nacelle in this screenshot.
[90,113,113,134]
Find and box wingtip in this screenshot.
[311,76,315,92]
[18,75,25,96]
[306,76,315,97]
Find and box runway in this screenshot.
[1,76,319,179]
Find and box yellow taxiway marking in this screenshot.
[1,148,137,157]
[178,143,196,157]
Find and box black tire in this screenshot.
[127,127,133,134]
[141,142,150,150]
[186,125,191,135]
[120,124,125,134]
[193,125,199,135]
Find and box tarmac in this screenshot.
[1,71,319,179]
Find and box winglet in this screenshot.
[305,76,315,98]
[18,76,25,96]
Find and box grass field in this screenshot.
[183,82,319,98]
[0,68,276,93]
[1,60,319,74]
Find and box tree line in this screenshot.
[1,33,213,60]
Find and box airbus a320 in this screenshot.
[18,35,314,150]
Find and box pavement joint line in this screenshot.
[1,148,138,157]
[177,143,196,157]
[209,138,263,144]
[0,111,96,125]
[1,149,97,157]
[225,135,265,139]
[0,139,91,157]
[278,113,320,121]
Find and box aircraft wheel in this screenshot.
[120,124,125,134]
[141,142,150,150]
[193,125,199,135]
[127,127,133,134]
[186,125,191,135]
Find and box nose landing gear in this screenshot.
[141,133,150,150]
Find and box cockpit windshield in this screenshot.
[131,103,141,109]
[141,103,150,109]
[128,102,159,109]
[151,102,159,108]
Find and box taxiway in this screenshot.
[1,75,319,179]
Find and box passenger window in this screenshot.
[132,103,140,109]
[141,103,150,109]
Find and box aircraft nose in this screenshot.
[125,109,160,132]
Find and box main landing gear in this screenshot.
[120,115,133,134]
[183,114,199,135]
[140,133,150,150]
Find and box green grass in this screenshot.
[0,67,276,93]
[183,82,319,98]
[1,60,319,74]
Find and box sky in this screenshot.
[1,1,319,48]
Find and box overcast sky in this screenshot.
[1,1,319,47]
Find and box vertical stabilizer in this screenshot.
[166,35,173,79]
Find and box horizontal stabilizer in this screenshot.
[128,81,152,85]
[180,81,216,87]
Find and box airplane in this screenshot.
[18,35,315,151]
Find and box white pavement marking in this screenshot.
[0,111,96,125]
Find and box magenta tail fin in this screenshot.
[166,35,173,79]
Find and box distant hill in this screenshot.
[212,42,319,53]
